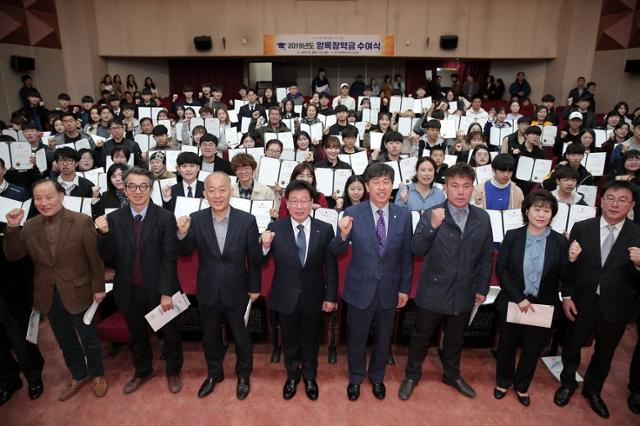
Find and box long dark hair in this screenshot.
[106,163,129,193]
[342,175,367,208]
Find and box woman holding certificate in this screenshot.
[494,190,573,406]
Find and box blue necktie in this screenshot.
[187,186,193,198]
[376,209,386,256]
[296,224,306,266]
[134,214,143,223]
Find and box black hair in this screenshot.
[491,153,516,172]
[285,179,317,201]
[21,75,32,83]
[525,126,542,136]
[111,146,131,161]
[412,157,437,186]
[108,118,124,128]
[444,163,475,183]
[57,93,71,101]
[342,175,366,208]
[53,147,80,162]
[521,189,558,224]
[123,165,155,185]
[554,165,579,181]
[615,149,640,176]
[152,125,168,136]
[565,142,586,155]
[365,162,394,183]
[541,94,555,103]
[176,151,201,166]
[81,95,94,104]
[106,163,129,193]
[600,178,637,201]
[341,126,358,139]
[265,139,283,152]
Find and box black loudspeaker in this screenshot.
[625,59,640,73]
[440,35,459,50]
[193,36,212,51]
[10,55,35,72]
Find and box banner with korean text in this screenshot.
[264,34,395,56]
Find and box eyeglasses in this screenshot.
[200,142,216,147]
[288,199,312,206]
[266,149,282,155]
[57,158,75,164]
[602,195,631,205]
[125,183,151,192]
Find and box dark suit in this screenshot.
[200,155,234,176]
[260,217,338,380]
[495,227,570,392]
[560,217,640,395]
[178,206,260,379]
[238,103,266,120]
[65,175,95,198]
[330,201,412,384]
[97,203,182,377]
[162,180,205,212]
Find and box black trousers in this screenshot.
[560,298,626,395]
[200,300,252,379]
[628,312,640,394]
[346,293,395,385]
[406,307,469,381]
[495,319,551,393]
[123,287,183,377]
[0,298,43,387]
[278,300,323,381]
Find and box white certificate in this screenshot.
[325,114,337,128]
[134,134,151,152]
[594,129,612,148]
[240,117,251,134]
[250,200,274,233]
[278,132,295,150]
[63,196,92,217]
[257,156,281,186]
[151,178,177,206]
[401,97,414,112]
[474,164,493,185]
[225,127,239,148]
[313,208,340,235]
[440,118,457,139]
[398,117,412,136]
[333,169,352,195]
[145,292,191,332]
[174,197,209,218]
[369,132,384,150]
[506,302,554,328]
[300,122,323,141]
[540,126,558,147]
[278,160,299,187]
[577,185,597,207]
[515,157,552,182]
[35,148,47,172]
[282,118,295,131]
[0,197,31,225]
[347,151,369,176]
[386,161,402,189]
[227,110,239,123]
[399,157,418,185]
[581,152,606,177]
[204,118,220,137]
[230,196,252,212]
[234,100,248,114]
[389,96,402,113]
[315,168,335,196]
[276,88,288,102]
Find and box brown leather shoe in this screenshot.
[167,375,182,393]
[58,378,89,401]
[92,376,109,398]
[123,371,155,395]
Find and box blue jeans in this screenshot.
[46,290,104,380]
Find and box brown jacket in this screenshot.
[3,208,105,315]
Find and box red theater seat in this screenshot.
[96,311,129,343]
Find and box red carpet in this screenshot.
[2,320,638,425]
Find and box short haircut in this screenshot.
[365,162,394,183]
[32,178,64,194]
[424,119,441,129]
[77,148,94,161]
[99,105,112,115]
[517,116,532,125]
[285,179,317,200]
[108,94,120,103]
[430,145,446,155]
[265,139,283,151]
[200,105,214,115]
[341,126,358,139]
[231,153,257,171]
[323,136,341,149]
[59,111,76,121]
[491,154,516,172]
[211,85,222,93]
[521,190,558,224]
[565,142,586,155]
[57,93,71,101]
[121,103,134,111]
[106,163,129,192]
[21,75,32,83]
[176,151,200,166]
[525,126,542,136]
[53,147,80,162]
[554,165,579,181]
[384,131,404,144]
[471,95,482,102]
[268,106,282,115]
[81,95,94,104]
[123,165,155,185]
[444,163,475,183]
[541,94,555,102]
[182,85,194,93]
[191,125,206,136]
[108,118,124,128]
[200,133,218,145]
[139,117,153,126]
[152,124,168,136]
[111,146,131,160]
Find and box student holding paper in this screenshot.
[315,137,352,171]
[239,89,267,121]
[260,180,338,400]
[277,163,328,218]
[96,167,183,395]
[162,152,204,212]
[231,153,274,201]
[543,143,594,191]
[395,157,445,211]
[339,127,362,155]
[293,131,320,163]
[53,148,98,199]
[399,164,493,401]
[549,166,588,205]
[331,163,412,401]
[0,159,30,202]
[468,145,491,167]
[3,179,108,401]
[472,154,524,209]
[148,124,178,152]
[198,134,233,175]
[371,131,403,163]
[332,83,356,111]
[494,190,571,406]
[250,106,288,144]
[149,152,175,180]
[53,112,95,149]
[97,118,143,168]
[513,126,546,195]
[176,172,261,400]
[335,175,367,211]
[501,116,530,155]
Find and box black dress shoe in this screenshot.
[516,393,531,407]
[372,382,386,400]
[629,392,640,414]
[28,379,44,400]
[197,376,223,398]
[347,383,360,401]
[493,387,507,400]
[553,386,573,407]
[442,376,476,398]
[283,378,299,400]
[398,378,417,400]
[0,378,22,407]
[236,377,250,400]
[582,389,609,418]
[304,379,318,400]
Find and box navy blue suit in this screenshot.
[162,180,204,212]
[330,201,412,384]
[260,217,338,380]
[178,206,260,379]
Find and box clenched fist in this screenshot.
[261,230,275,250]
[176,215,191,235]
[91,186,101,198]
[95,215,109,234]
[5,208,24,227]
[338,216,353,239]
[568,240,582,262]
[430,207,445,229]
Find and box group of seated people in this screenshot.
[1,72,640,419]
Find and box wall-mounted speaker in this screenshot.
[625,59,640,73]
[440,35,459,50]
[10,55,35,72]
[193,36,212,51]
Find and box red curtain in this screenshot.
[168,59,244,103]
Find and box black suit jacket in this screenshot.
[162,180,205,212]
[200,155,234,176]
[238,103,266,120]
[177,206,261,308]
[496,226,570,317]
[69,176,96,198]
[563,217,640,323]
[97,203,180,314]
[260,217,338,315]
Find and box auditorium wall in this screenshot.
[591,47,640,113]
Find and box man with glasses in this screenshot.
[259,180,338,401]
[53,147,99,199]
[53,112,95,149]
[95,118,143,168]
[199,134,233,175]
[555,180,640,418]
[95,166,183,395]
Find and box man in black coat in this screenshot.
[96,166,183,394]
[176,172,261,400]
[555,180,640,418]
[259,180,338,401]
